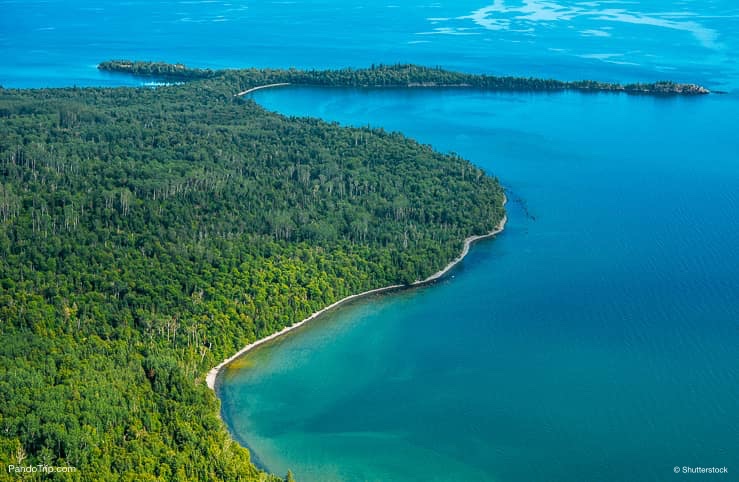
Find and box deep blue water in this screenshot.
[3,1,738,481]
[228,87,738,481]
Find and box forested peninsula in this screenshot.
[0,63,504,481]
[98,59,711,95]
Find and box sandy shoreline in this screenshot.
[206,197,507,390]
[234,83,291,97]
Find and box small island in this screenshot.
[99,59,711,95]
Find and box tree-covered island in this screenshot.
[99,60,711,95]
[1,63,504,480]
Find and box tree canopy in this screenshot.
[99,60,711,95]
[0,70,503,480]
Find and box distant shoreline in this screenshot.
[206,196,507,390]
[98,61,712,96]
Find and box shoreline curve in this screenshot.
[234,83,291,97]
[206,196,507,390]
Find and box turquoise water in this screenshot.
[3,1,738,481]
[220,89,739,481]
[2,0,739,90]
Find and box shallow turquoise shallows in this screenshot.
[2,0,738,481]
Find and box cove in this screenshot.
[218,87,739,481]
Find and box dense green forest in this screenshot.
[0,69,504,480]
[99,60,711,95]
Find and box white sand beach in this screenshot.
[206,196,507,390]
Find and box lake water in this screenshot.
[220,88,739,481]
[3,1,737,481]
